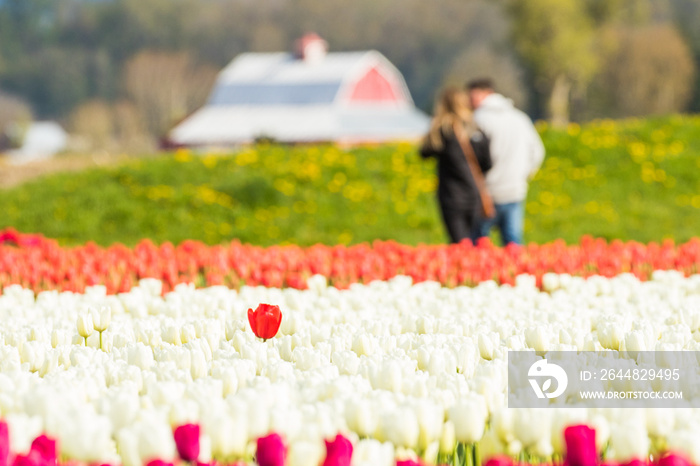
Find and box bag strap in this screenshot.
[453,121,496,218]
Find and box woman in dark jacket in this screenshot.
[420,87,492,244]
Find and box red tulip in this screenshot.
[173,424,200,462]
[322,434,353,466]
[256,433,287,466]
[564,425,597,466]
[0,422,9,466]
[248,304,282,341]
[657,454,692,466]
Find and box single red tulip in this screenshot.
[657,454,692,466]
[322,434,353,466]
[564,425,597,466]
[256,433,286,466]
[248,304,282,341]
[173,424,200,462]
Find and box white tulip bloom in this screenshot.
[448,395,487,444]
[609,420,650,461]
[77,313,94,339]
[288,440,324,466]
[352,439,394,466]
[92,306,112,333]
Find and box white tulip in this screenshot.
[288,440,324,466]
[382,405,419,450]
[213,413,248,457]
[609,420,650,461]
[513,408,551,448]
[439,420,456,454]
[77,314,94,339]
[352,439,394,466]
[116,428,142,466]
[190,348,208,379]
[477,333,494,360]
[448,395,487,444]
[128,344,154,370]
[414,399,444,449]
[92,306,112,333]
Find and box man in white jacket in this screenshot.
[467,78,545,245]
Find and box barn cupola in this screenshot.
[295,33,328,64]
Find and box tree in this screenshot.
[594,24,696,117]
[0,91,32,150]
[123,50,217,138]
[444,43,528,111]
[508,0,599,126]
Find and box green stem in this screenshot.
[99,331,103,350]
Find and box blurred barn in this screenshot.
[167,34,429,146]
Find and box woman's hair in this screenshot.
[424,86,473,151]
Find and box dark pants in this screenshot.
[440,203,479,244]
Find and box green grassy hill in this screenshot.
[1,115,699,247]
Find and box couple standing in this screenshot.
[420,78,545,246]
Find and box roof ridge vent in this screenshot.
[295,33,328,64]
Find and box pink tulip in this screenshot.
[12,454,40,466]
[173,424,200,462]
[396,460,423,466]
[657,454,692,466]
[622,459,649,466]
[0,422,9,466]
[145,460,174,466]
[484,456,514,466]
[256,433,287,466]
[564,425,597,466]
[29,435,57,466]
[322,434,353,466]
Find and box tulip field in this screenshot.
[2,229,700,466]
[2,114,700,466]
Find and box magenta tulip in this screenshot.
[657,454,692,466]
[173,424,200,462]
[29,435,57,466]
[322,434,353,466]
[256,433,287,466]
[484,456,515,466]
[145,460,174,466]
[622,459,649,466]
[564,425,597,466]
[0,422,9,466]
[396,460,423,466]
[12,455,39,466]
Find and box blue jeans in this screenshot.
[474,201,524,245]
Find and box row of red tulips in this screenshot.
[1,228,699,294]
[0,420,693,466]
